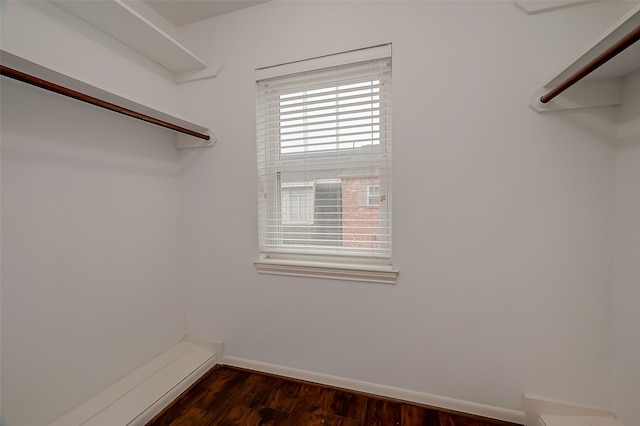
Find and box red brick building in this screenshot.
[341,176,381,249]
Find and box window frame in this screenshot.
[281,183,315,225]
[367,185,381,207]
[255,45,398,284]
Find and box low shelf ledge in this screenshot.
[48,341,217,426]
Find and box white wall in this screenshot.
[177,0,633,416]
[2,1,638,424]
[1,2,188,425]
[0,81,186,426]
[611,69,640,426]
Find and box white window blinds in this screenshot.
[256,45,392,262]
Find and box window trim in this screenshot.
[367,185,381,206]
[255,44,397,284]
[281,183,315,225]
[255,254,398,285]
[255,44,392,81]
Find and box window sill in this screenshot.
[254,258,398,284]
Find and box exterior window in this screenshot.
[367,185,380,206]
[281,185,314,225]
[255,45,396,283]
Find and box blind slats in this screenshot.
[265,82,386,106]
[257,51,392,260]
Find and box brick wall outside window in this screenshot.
[341,176,381,249]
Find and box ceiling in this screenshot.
[144,0,269,27]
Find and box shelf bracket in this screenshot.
[176,132,217,149]
[530,79,622,112]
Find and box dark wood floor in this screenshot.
[146,365,521,426]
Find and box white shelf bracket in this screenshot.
[530,79,623,112]
[175,64,224,84]
[176,132,217,150]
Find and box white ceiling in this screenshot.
[144,0,269,27]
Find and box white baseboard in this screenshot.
[223,355,525,424]
[50,341,217,426]
[523,394,616,426]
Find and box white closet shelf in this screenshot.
[531,4,640,112]
[48,0,208,74]
[1,49,214,149]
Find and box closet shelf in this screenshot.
[1,49,214,149]
[531,4,640,112]
[48,0,209,74]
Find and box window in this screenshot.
[367,185,380,206]
[255,45,397,284]
[281,184,314,225]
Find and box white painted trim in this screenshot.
[183,336,224,360]
[49,341,216,426]
[255,258,399,284]
[175,132,217,150]
[538,416,621,426]
[255,44,392,81]
[175,64,223,84]
[523,394,617,426]
[223,356,525,424]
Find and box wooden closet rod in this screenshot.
[540,25,640,104]
[0,65,210,141]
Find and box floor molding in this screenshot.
[223,356,525,424]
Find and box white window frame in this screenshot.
[281,183,315,225]
[367,185,381,206]
[255,45,397,284]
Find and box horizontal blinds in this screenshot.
[257,48,392,259]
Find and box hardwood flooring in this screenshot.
[146,366,522,426]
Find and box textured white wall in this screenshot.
[176,0,632,414]
[611,69,640,426]
[0,2,188,425]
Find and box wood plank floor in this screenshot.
[146,366,522,426]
